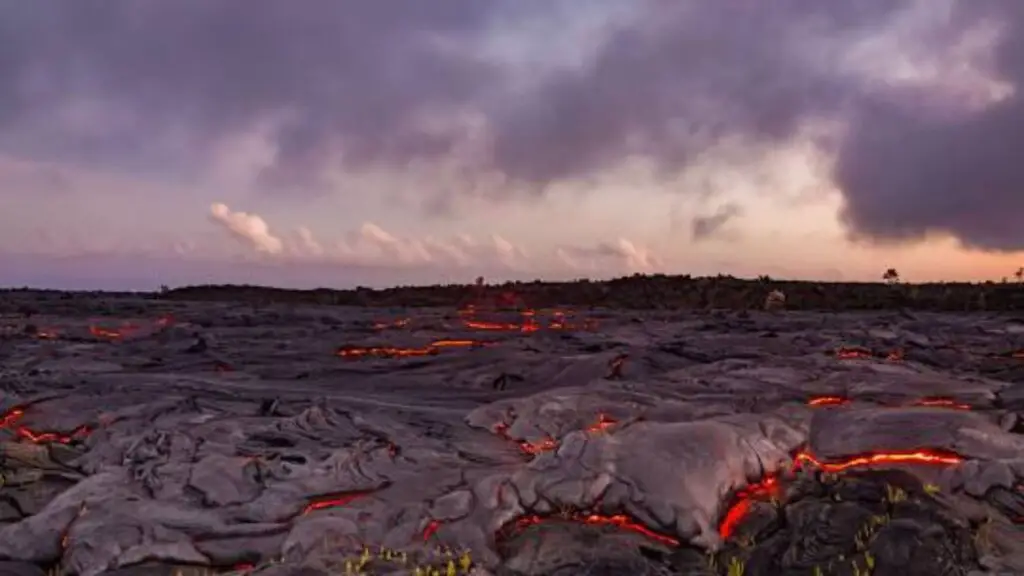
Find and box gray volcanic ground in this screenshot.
[1,294,1024,576]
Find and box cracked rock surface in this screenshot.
[0,295,1023,576]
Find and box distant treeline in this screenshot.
[143,274,1024,311]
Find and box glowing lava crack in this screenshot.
[499,512,679,548]
[0,407,91,444]
[716,447,965,541]
[337,339,493,360]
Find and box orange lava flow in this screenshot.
[302,491,368,514]
[835,347,873,359]
[373,318,410,330]
[719,447,965,539]
[0,408,91,444]
[794,449,963,473]
[585,413,617,434]
[505,513,679,547]
[886,348,905,361]
[337,338,493,359]
[807,396,850,407]
[337,345,437,359]
[718,476,781,541]
[912,398,971,410]
[495,414,618,456]
[493,422,558,455]
[429,339,493,349]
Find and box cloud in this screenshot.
[557,238,659,273]
[2,1,1024,250]
[208,202,531,272]
[691,204,743,242]
[208,202,284,255]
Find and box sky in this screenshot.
[2,0,1024,290]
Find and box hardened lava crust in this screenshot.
[0,289,1023,576]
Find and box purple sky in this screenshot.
[2,0,1024,290]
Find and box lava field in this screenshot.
[0,293,1023,576]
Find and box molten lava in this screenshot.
[912,398,971,410]
[302,491,369,514]
[373,318,410,330]
[503,513,679,547]
[807,396,850,407]
[430,339,493,349]
[585,413,617,434]
[719,447,966,539]
[886,348,905,361]
[337,338,492,359]
[36,329,59,340]
[834,346,873,359]
[794,449,962,473]
[718,476,781,541]
[0,407,91,444]
[494,414,619,456]
[1012,350,1024,359]
[337,345,436,359]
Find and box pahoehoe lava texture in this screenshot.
[1,292,1024,576]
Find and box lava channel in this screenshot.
[911,398,972,410]
[0,408,91,444]
[794,449,963,473]
[833,346,874,360]
[337,339,493,360]
[373,318,410,330]
[302,491,372,514]
[500,512,679,548]
[494,414,618,456]
[718,475,782,541]
[807,396,850,407]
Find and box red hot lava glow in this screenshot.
[494,414,618,456]
[337,339,492,360]
[912,398,972,410]
[807,396,850,407]
[301,492,368,514]
[0,408,91,444]
[793,449,963,473]
[719,447,965,540]
[718,476,781,540]
[506,513,679,547]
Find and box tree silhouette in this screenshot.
[1014,267,1023,283]
[882,268,900,285]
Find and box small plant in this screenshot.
[884,484,907,504]
[726,556,745,576]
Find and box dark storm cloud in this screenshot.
[2,1,1022,249]
[835,1,1024,251]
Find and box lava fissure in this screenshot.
[807,396,850,407]
[499,510,680,548]
[301,491,372,514]
[0,407,92,444]
[831,347,903,361]
[492,413,619,456]
[336,338,492,360]
[718,475,782,541]
[717,447,966,540]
